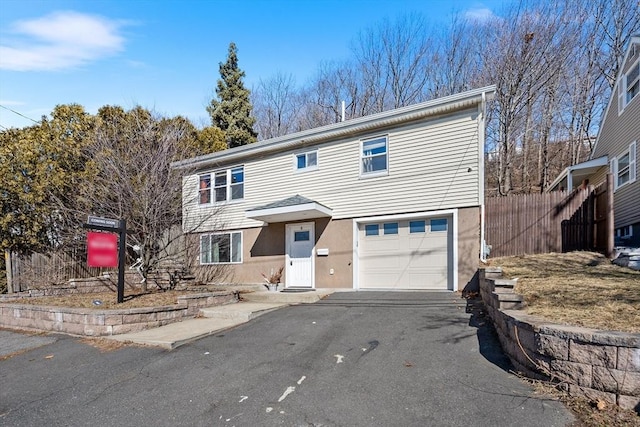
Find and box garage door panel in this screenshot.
[408,251,447,267]
[361,254,400,269]
[359,216,452,290]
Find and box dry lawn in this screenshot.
[7,290,183,310]
[487,251,640,333]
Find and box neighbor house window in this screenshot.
[611,142,637,190]
[430,218,448,232]
[198,166,244,205]
[200,232,242,264]
[616,225,633,239]
[619,58,639,114]
[361,136,388,176]
[295,151,318,171]
[365,224,379,236]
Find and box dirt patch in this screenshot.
[487,251,640,333]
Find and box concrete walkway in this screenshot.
[108,288,338,349]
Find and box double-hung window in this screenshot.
[361,136,388,177]
[198,166,244,205]
[200,232,242,264]
[611,142,637,191]
[295,151,318,171]
[619,58,639,114]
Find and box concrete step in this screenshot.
[199,302,288,322]
[494,292,524,310]
[483,267,503,279]
[241,289,336,304]
[487,278,518,293]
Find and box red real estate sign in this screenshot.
[87,232,119,268]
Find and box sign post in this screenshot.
[83,216,127,303]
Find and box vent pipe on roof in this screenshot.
[341,101,345,122]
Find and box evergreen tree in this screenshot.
[207,42,257,148]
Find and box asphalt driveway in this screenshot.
[0,291,573,426]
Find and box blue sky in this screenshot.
[0,0,507,130]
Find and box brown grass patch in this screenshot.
[78,337,133,352]
[487,251,640,333]
[7,290,183,310]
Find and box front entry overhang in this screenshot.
[245,194,333,224]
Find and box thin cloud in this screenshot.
[464,7,496,22]
[0,11,125,71]
[0,100,26,106]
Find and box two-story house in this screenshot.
[172,86,496,291]
[549,34,639,247]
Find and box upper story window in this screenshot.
[361,136,388,177]
[611,141,636,191]
[619,58,639,114]
[295,151,318,171]
[198,166,244,205]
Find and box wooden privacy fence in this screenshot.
[5,225,187,293]
[8,249,106,293]
[485,175,613,258]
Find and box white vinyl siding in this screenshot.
[183,109,481,232]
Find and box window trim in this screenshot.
[294,150,318,172]
[611,141,637,191]
[200,231,243,265]
[198,165,244,205]
[360,135,389,178]
[619,57,640,115]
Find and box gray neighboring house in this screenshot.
[550,34,639,247]
[172,86,496,291]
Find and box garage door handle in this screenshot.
[290,261,293,266]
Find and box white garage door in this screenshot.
[358,216,452,290]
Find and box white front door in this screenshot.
[285,222,315,288]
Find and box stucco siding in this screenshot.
[183,108,481,232]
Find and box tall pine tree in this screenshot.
[207,42,257,148]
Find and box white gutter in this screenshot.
[172,85,496,171]
[480,91,487,262]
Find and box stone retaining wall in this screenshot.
[479,267,640,412]
[0,291,238,337]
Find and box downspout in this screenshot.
[480,91,488,263]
